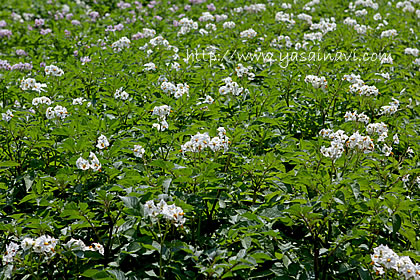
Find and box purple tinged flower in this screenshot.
[16,49,27,56]
[117,1,131,9]
[0,29,12,38]
[80,56,91,65]
[207,3,216,11]
[64,29,71,36]
[173,20,179,27]
[34,18,44,27]
[40,62,46,68]
[89,11,100,21]
[66,13,73,20]
[54,12,64,20]
[184,5,191,11]
[0,20,6,27]
[40,28,52,35]
[11,62,33,71]
[0,60,11,70]
[131,32,144,40]
[115,23,124,31]
[105,25,115,32]
[154,15,163,21]
[71,20,81,25]
[74,50,78,56]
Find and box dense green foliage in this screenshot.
[0,0,419,279]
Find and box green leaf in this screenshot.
[0,161,20,167]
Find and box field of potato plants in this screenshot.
[0,0,419,279]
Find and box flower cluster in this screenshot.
[380,98,399,115]
[2,236,105,266]
[198,12,214,22]
[181,127,229,154]
[10,62,33,71]
[240,28,257,39]
[244,4,266,13]
[2,242,19,265]
[144,199,186,227]
[405,47,419,57]
[367,122,388,141]
[32,96,53,106]
[310,17,336,33]
[343,74,380,97]
[144,62,157,71]
[344,111,370,123]
[235,64,255,80]
[161,82,190,98]
[304,75,328,91]
[2,109,14,122]
[133,145,145,158]
[380,29,398,38]
[346,131,375,153]
[275,11,295,26]
[177,18,198,35]
[3,235,59,265]
[223,21,235,29]
[320,128,376,160]
[45,64,64,76]
[46,105,68,120]
[65,238,104,255]
[219,77,245,96]
[152,105,171,131]
[114,87,129,100]
[371,245,420,278]
[20,77,47,92]
[76,152,101,171]
[111,36,131,52]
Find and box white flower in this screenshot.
[393,134,399,144]
[223,21,236,29]
[89,152,101,172]
[46,107,55,119]
[304,75,328,91]
[320,141,344,160]
[20,78,47,92]
[152,105,171,120]
[72,97,87,105]
[21,238,35,250]
[114,87,129,100]
[111,36,131,52]
[152,123,161,131]
[54,105,68,119]
[240,28,257,39]
[65,238,86,250]
[76,157,90,170]
[144,62,157,71]
[32,96,53,106]
[45,65,64,76]
[33,235,57,255]
[380,29,398,38]
[134,145,145,158]
[235,64,255,80]
[401,174,410,183]
[382,144,393,156]
[204,95,214,104]
[144,199,186,227]
[96,134,109,150]
[45,105,68,120]
[2,109,13,122]
[3,242,19,265]
[177,18,198,35]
